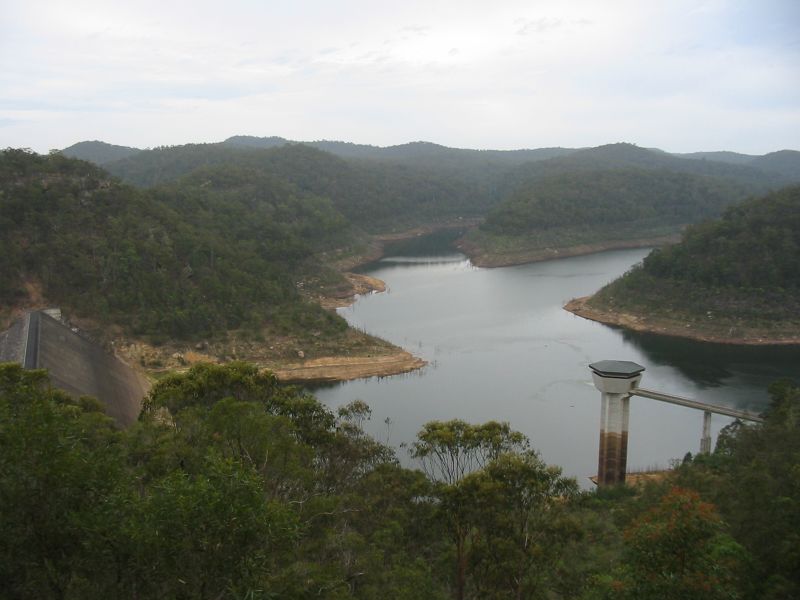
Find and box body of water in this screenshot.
[315,237,800,485]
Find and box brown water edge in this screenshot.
[119,260,424,385]
[565,296,800,346]
[457,234,680,268]
[272,351,427,384]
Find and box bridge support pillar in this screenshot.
[700,410,712,454]
[589,361,645,487]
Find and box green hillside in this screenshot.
[100,142,499,232]
[223,134,575,166]
[62,138,796,239]
[500,143,785,196]
[462,167,758,265]
[61,140,142,165]
[749,150,800,181]
[674,150,757,165]
[585,185,800,339]
[0,149,353,342]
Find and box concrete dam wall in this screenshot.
[0,311,147,427]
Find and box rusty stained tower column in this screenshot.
[589,360,645,486]
[700,410,712,454]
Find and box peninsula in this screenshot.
[565,186,800,345]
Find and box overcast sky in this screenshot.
[1,0,798,154]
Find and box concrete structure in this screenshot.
[589,360,645,486]
[589,360,764,487]
[0,310,147,427]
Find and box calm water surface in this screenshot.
[315,237,800,485]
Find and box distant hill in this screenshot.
[672,149,800,181]
[460,167,760,266]
[222,135,576,166]
[578,185,800,343]
[504,143,786,191]
[61,140,142,165]
[483,168,753,235]
[671,150,756,165]
[222,135,289,150]
[60,137,798,237]
[98,142,500,232]
[749,150,800,181]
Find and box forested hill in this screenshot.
[99,142,500,232]
[61,140,142,165]
[749,150,800,181]
[586,185,800,338]
[61,138,798,236]
[460,167,759,266]
[482,168,753,235]
[224,134,576,167]
[502,143,788,193]
[0,149,354,341]
[673,149,800,180]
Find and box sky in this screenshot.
[1,0,798,154]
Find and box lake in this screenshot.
[314,234,800,485]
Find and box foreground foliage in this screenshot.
[1,362,797,599]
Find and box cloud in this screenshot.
[0,0,797,154]
[516,17,564,36]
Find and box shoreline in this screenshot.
[374,217,482,244]
[565,296,800,346]
[271,351,427,384]
[331,218,482,272]
[457,235,680,268]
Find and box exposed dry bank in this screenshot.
[565,296,800,346]
[119,270,427,384]
[458,234,679,268]
[563,186,800,346]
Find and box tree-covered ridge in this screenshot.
[0,149,350,340]
[64,138,797,236]
[672,147,800,180]
[102,142,500,232]
[748,150,800,182]
[459,167,761,267]
[3,361,798,598]
[152,165,355,257]
[515,143,787,186]
[589,185,800,326]
[481,168,754,236]
[640,185,800,290]
[61,140,142,164]
[225,135,576,167]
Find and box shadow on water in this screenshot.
[619,327,800,389]
[356,229,468,272]
[383,228,466,256]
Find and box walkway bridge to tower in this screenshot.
[589,360,763,487]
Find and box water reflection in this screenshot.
[621,328,800,390]
[377,255,469,267]
[381,229,467,257]
[317,235,800,484]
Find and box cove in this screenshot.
[315,236,800,484]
